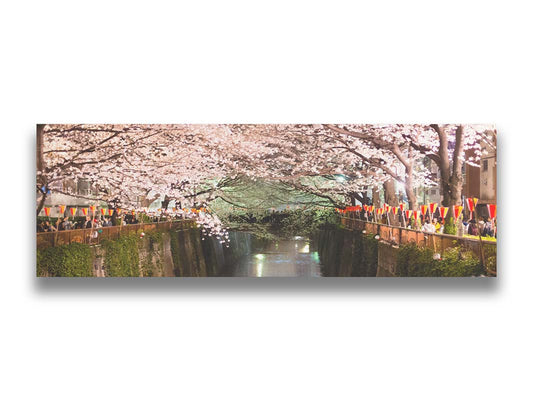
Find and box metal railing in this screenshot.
[340,215,496,258]
[36,219,197,249]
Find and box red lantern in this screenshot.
[453,205,463,220]
[439,207,449,219]
[487,204,497,219]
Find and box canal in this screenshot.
[222,238,322,277]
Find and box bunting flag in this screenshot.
[392,207,399,215]
[439,207,449,219]
[404,210,412,220]
[100,208,107,216]
[368,205,374,213]
[69,207,77,216]
[429,203,438,214]
[44,207,51,217]
[453,205,463,220]
[487,204,497,219]
[421,205,428,217]
[131,210,136,215]
[399,203,405,212]
[81,208,88,216]
[385,205,391,213]
[413,210,419,221]
[363,205,368,212]
[116,208,121,214]
[108,209,114,216]
[89,205,96,213]
[59,205,66,214]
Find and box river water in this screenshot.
[224,238,323,277]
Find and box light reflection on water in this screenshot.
[228,240,322,277]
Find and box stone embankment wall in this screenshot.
[317,226,495,277]
[38,229,251,277]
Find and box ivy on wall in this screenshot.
[102,234,140,277]
[37,242,93,277]
[397,242,485,277]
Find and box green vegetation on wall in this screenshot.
[37,242,93,277]
[102,234,140,277]
[397,242,485,277]
[142,232,164,277]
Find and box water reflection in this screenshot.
[225,239,322,277]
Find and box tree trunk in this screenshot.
[383,179,398,206]
[372,186,381,208]
[36,124,46,216]
[432,124,464,207]
[404,162,417,210]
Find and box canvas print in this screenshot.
[36,124,497,277]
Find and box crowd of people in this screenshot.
[359,211,496,238]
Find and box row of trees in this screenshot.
[37,123,496,217]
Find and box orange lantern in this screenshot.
[487,204,497,219]
[439,207,449,219]
[453,205,463,221]
[69,207,77,216]
[44,207,51,217]
[466,198,479,212]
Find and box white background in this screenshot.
[1,1,531,399]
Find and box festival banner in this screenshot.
[392,207,399,215]
[44,207,51,217]
[404,210,412,220]
[100,208,107,216]
[69,207,77,216]
[399,203,405,212]
[429,203,438,215]
[108,209,114,216]
[89,205,96,213]
[439,207,449,219]
[421,204,428,217]
[59,205,66,214]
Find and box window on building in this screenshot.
[483,160,488,171]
